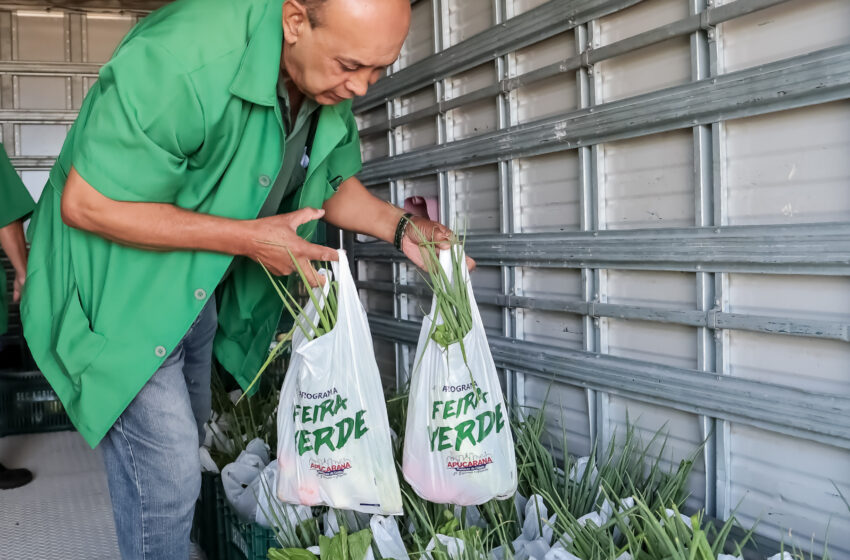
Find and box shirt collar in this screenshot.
[277,70,320,132]
[229,0,285,107]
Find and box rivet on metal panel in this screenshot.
[706,28,716,42]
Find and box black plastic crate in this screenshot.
[224,500,278,560]
[193,472,229,560]
[0,370,73,436]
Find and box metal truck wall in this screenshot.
[0,8,137,353]
[0,9,138,197]
[351,0,850,554]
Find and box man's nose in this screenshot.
[346,70,370,97]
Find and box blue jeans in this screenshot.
[100,299,216,560]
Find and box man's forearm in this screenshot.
[62,167,252,257]
[322,177,404,242]
[0,219,28,274]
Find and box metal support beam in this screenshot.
[368,314,850,450]
[357,45,850,185]
[356,280,850,343]
[352,222,850,276]
[354,0,643,113]
[0,61,99,75]
[0,109,76,123]
[355,0,792,137]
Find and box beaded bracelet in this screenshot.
[394,212,414,251]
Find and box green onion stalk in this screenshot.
[238,248,340,404]
[407,219,479,403]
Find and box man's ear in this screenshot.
[282,0,309,45]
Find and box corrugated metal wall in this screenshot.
[0,9,137,199]
[0,7,137,355]
[352,0,850,554]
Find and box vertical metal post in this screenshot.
[690,0,730,520]
[434,0,451,228]
[0,11,14,150]
[577,21,608,454]
[68,14,83,110]
[493,0,520,408]
[691,0,717,517]
[386,54,405,390]
[71,13,85,109]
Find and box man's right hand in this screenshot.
[243,207,338,286]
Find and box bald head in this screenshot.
[282,0,411,104]
[301,0,410,28]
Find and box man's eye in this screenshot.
[339,61,357,72]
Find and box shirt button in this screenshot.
[155,346,167,358]
[194,288,207,300]
[258,174,271,187]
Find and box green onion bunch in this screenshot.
[240,253,339,401]
[416,236,473,350]
[261,251,339,341]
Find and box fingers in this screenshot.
[288,207,326,228]
[466,255,477,271]
[407,217,452,249]
[298,257,325,287]
[296,238,339,262]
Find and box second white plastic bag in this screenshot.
[276,249,403,515]
[402,248,517,505]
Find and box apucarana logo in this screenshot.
[309,457,352,479]
[445,453,494,475]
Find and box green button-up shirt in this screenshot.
[21,0,361,447]
[0,143,35,337]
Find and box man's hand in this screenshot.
[243,207,338,286]
[401,215,476,271]
[12,272,25,303]
[0,219,29,303]
[322,177,475,272]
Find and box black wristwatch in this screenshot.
[393,213,413,251]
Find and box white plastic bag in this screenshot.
[276,249,403,515]
[370,515,411,560]
[403,248,517,505]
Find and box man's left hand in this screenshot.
[400,215,476,271]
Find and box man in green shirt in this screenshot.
[0,143,35,490]
[22,0,459,557]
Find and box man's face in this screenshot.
[282,0,411,105]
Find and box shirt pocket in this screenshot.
[54,283,108,388]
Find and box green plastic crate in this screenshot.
[193,472,228,560]
[0,370,73,436]
[224,499,278,560]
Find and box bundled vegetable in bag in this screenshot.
[403,241,517,505]
[272,249,403,515]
